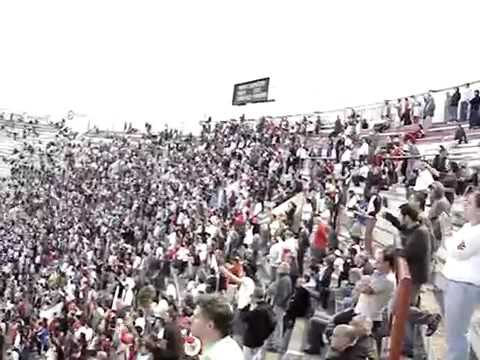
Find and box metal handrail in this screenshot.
[389,257,412,360]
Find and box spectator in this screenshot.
[364,186,382,254]
[326,323,377,360]
[453,161,473,196]
[268,237,284,283]
[297,222,311,275]
[349,315,379,359]
[266,262,292,353]
[469,89,480,128]
[449,87,461,122]
[401,97,412,126]
[285,276,312,328]
[353,248,395,343]
[218,261,255,311]
[318,255,336,309]
[240,288,276,360]
[432,145,449,175]
[396,204,431,303]
[423,93,436,129]
[412,97,423,124]
[191,294,244,360]
[334,116,344,136]
[428,181,452,251]
[442,188,480,360]
[354,253,375,276]
[460,83,473,121]
[454,124,468,144]
[312,220,329,264]
[302,198,314,232]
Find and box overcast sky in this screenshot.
[0,0,479,133]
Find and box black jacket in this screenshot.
[450,91,461,107]
[384,214,431,285]
[393,223,431,285]
[286,286,312,319]
[366,194,382,217]
[241,302,276,348]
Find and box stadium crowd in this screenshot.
[0,82,478,360]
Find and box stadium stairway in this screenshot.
[283,177,476,359]
[352,185,480,359]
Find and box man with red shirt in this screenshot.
[312,221,330,262]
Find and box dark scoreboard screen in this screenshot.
[232,77,270,106]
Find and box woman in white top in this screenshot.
[442,189,480,360]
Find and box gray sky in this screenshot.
[0,0,478,133]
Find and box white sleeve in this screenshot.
[445,227,480,261]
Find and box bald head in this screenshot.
[350,315,373,336]
[331,324,357,352]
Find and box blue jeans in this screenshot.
[267,306,286,351]
[445,279,480,360]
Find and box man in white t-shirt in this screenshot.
[354,248,395,324]
[442,189,480,360]
[191,294,244,360]
[218,260,255,310]
[340,147,352,176]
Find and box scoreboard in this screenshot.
[232,78,270,106]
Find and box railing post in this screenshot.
[388,257,412,360]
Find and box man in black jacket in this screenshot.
[384,204,431,303]
[449,87,461,122]
[470,89,480,128]
[297,223,311,275]
[241,288,276,360]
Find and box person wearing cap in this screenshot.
[265,261,293,353]
[240,288,276,360]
